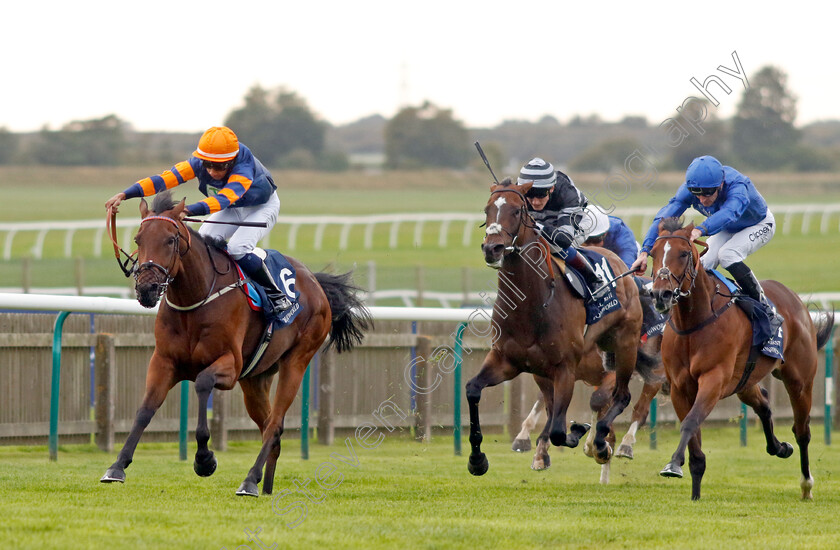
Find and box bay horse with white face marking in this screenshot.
[648,217,834,500]
[101,192,370,496]
[468,180,644,476]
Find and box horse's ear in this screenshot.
[171,198,187,217]
[685,221,695,233]
[139,198,149,218]
[518,182,533,195]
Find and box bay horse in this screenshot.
[100,192,370,497]
[648,217,834,500]
[469,180,645,476]
[513,331,666,484]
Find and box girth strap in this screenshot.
[239,321,275,379]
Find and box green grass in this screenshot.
[2,426,840,549]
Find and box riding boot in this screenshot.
[239,257,292,315]
[567,250,608,299]
[728,261,784,330]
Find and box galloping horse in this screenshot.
[649,218,834,500]
[469,180,645,476]
[100,192,370,496]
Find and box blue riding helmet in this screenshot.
[685,156,724,188]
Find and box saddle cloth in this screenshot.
[561,248,622,325]
[707,269,784,361]
[236,250,303,329]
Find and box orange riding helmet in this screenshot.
[193,126,239,162]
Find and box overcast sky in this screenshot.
[4,1,837,133]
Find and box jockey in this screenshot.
[580,204,640,270]
[517,157,608,297]
[630,155,783,327]
[105,126,292,314]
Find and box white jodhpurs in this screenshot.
[700,210,776,270]
[197,191,279,259]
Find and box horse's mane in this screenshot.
[660,216,686,233]
[150,190,228,251]
[151,191,178,214]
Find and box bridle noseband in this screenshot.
[652,234,706,307]
[135,215,191,300]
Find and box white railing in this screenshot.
[2,286,838,310]
[3,203,839,260]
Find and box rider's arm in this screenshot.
[123,161,197,200]
[695,184,749,237]
[185,157,256,216]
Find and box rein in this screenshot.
[108,211,138,277]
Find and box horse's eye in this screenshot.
[513,209,520,217]
[167,236,177,246]
[680,251,690,258]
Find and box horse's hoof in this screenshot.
[616,444,634,459]
[776,442,794,459]
[549,430,566,447]
[236,480,259,497]
[193,453,217,477]
[570,422,591,438]
[530,454,551,471]
[512,438,532,452]
[468,453,489,476]
[594,442,612,465]
[100,468,125,483]
[660,462,683,478]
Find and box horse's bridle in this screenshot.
[652,234,707,307]
[135,215,191,300]
[484,187,557,306]
[483,187,536,254]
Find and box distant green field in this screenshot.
[2,166,839,303]
[2,426,840,550]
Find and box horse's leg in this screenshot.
[101,355,176,483]
[238,374,276,491]
[512,396,543,453]
[549,366,583,448]
[661,375,722,488]
[779,366,815,499]
[687,429,706,501]
[617,380,660,459]
[738,384,792,458]
[586,372,615,457]
[466,350,519,476]
[593,346,634,464]
[192,360,237,477]
[237,350,312,497]
[530,378,554,470]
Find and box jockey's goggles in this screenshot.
[202,160,233,171]
[688,186,719,196]
[525,187,551,199]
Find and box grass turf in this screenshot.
[2,425,840,549]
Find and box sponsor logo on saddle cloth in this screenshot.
[708,269,784,361]
[238,250,303,329]
[570,248,622,325]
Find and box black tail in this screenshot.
[315,271,373,353]
[635,347,666,386]
[815,307,836,351]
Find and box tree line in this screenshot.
[2,65,838,172]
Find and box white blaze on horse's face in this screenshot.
[485,196,507,236]
[662,242,671,269]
